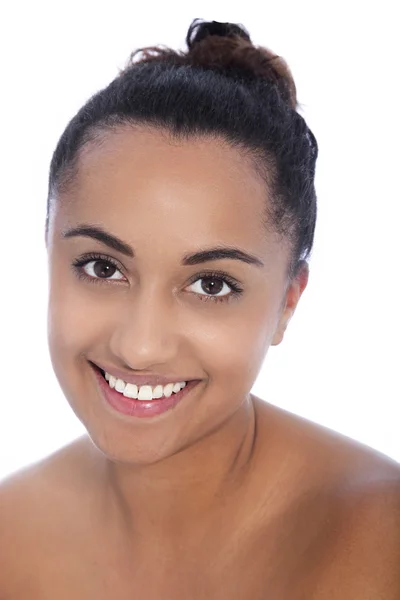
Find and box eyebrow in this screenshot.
[62,224,265,268]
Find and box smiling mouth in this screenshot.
[89,360,201,418]
[90,362,191,397]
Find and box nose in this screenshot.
[109,287,181,369]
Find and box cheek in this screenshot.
[196,305,275,392]
[47,267,107,363]
[46,275,113,417]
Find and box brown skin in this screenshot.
[0,125,399,599]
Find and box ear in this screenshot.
[271,261,309,346]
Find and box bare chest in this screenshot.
[4,510,330,600]
[7,552,315,600]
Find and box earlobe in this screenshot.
[271,312,292,346]
[271,324,286,346]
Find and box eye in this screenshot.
[84,260,124,280]
[186,272,243,304]
[72,254,125,282]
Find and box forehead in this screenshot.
[55,125,281,261]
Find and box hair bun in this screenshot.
[186,19,252,50]
[185,18,297,110]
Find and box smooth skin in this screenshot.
[1,125,399,599]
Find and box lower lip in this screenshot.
[92,365,201,418]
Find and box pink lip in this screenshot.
[91,363,200,418]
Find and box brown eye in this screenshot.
[80,259,125,280]
[188,276,231,298]
[185,270,244,304]
[92,260,117,278]
[200,277,224,295]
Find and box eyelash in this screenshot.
[71,252,244,304]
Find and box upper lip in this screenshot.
[91,361,200,387]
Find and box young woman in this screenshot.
[1,18,399,599]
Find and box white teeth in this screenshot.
[163,383,174,398]
[152,385,164,399]
[104,371,188,400]
[115,379,126,393]
[123,383,138,399]
[137,385,153,400]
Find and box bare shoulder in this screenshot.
[252,396,400,598]
[252,394,400,481]
[0,434,92,514]
[313,475,400,598]
[0,436,93,591]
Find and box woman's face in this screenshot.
[46,125,307,464]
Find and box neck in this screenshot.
[93,394,257,548]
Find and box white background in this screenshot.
[1,0,398,479]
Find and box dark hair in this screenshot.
[46,18,318,280]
